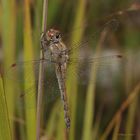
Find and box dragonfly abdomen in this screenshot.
[55,64,71,129]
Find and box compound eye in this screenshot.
[56,33,61,39]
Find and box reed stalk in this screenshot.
[36,0,48,140]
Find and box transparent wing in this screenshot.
[67,54,123,85]
[62,19,119,54]
[4,54,123,110]
[4,53,123,109]
[61,19,122,85]
[4,19,121,109]
[4,59,61,109]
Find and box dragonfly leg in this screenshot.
[65,115,70,129]
[40,32,48,51]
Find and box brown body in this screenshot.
[46,29,70,129]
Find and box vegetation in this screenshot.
[0,0,140,140]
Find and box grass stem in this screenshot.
[36,0,48,140]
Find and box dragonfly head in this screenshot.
[46,29,62,43]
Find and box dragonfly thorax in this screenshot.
[48,35,69,64]
[45,29,69,64]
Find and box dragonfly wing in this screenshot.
[63,19,119,55]
[4,59,61,109]
[67,54,123,85]
[5,59,46,82]
[18,72,60,109]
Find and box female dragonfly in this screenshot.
[5,19,122,129]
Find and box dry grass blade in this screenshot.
[100,82,140,140]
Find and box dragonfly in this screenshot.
[4,19,122,129]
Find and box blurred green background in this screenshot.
[0,0,140,140]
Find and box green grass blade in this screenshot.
[46,102,61,139]
[0,76,12,140]
[23,0,36,139]
[1,0,16,139]
[112,116,121,140]
[82,62,97,140]
[125,97,138,140]
[82,28,109,140]
[125,55,138,140]
[92,108,102,140]
[33,0,42,52]
[48,0,61,26]
[66,0,86,139]
[56,113,65,140]
[0,4,1,32]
